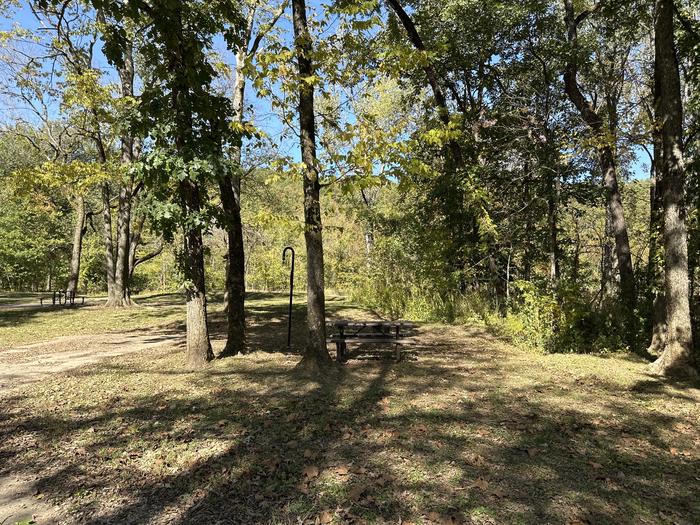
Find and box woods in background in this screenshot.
[0,0,698,376]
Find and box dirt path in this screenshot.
[0,329,183,389]
[0,472,62,525]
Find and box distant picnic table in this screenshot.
[328,320,417,363]
[40,290,85,306]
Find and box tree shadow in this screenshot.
[1,296,698,524]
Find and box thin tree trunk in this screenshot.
[109,37,136,307]
[650,0,696,377]
[648,133,666,354]
[101,182,117,302]
[218,162,246,356]
[563,0,637,339]
[600,146,636,305]
[67,195,86,294]
[219,47,247,357]
[547,172,561,287]
[292,0,332,370]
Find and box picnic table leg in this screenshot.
[336,326,346,363]
[394,325,401,362]
[335,341,343,362]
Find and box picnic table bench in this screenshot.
[40,290,86,306]
[328,320,417,363]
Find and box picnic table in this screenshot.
[328,320,416,363]
[40,290,85,306]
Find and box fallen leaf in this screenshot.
[334,465,349,476]
[471,477,489,490]
[347,484,367,501]
[526,448,538,457]
[318,510,334,524]
[302,465,320,480]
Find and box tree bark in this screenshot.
[218,46,247,357]
[292,0,332,370]
[67,194,86,294]
[648,132,666,354]
[563,0,636,331]
[101,182,117,303]
[649,0,697,377]
[107,37,136,307]
[547,172,561,287]
[181,180,214,368]
[172,4,213,369]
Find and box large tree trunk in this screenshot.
[292,0,332,370]
[112,183,133,306]
[67,195,86,294]
[649,0,697,377]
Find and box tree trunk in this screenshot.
[563,0,637,342]
[647,132,666,354]
[170,4,213,369]
[181,179,214,368]
[111,183,133,306]
[292,0,332,370]
[218,165,246,356]
[67,195,86,294]
[219,47,247,357]
[108,37,136,307]
[649,0,697,377]
[101,182,117,303]
[600,146,636,306]
[547,172,561,287]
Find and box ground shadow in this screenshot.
[1,295,698,524]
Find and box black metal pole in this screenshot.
[282,247,295,349]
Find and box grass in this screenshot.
[1,294,699,524]
[0,293,187,348]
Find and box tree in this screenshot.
[218,0,286,357]
[292,0,333,370]
[649,0,697,377]
[92,0,244,367]
[562,0,638,344]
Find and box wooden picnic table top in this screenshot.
[331,320,417,328]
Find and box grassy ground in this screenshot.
[0,293,186,348]
[1,294,699,524]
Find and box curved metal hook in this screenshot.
[283,246,295,264]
